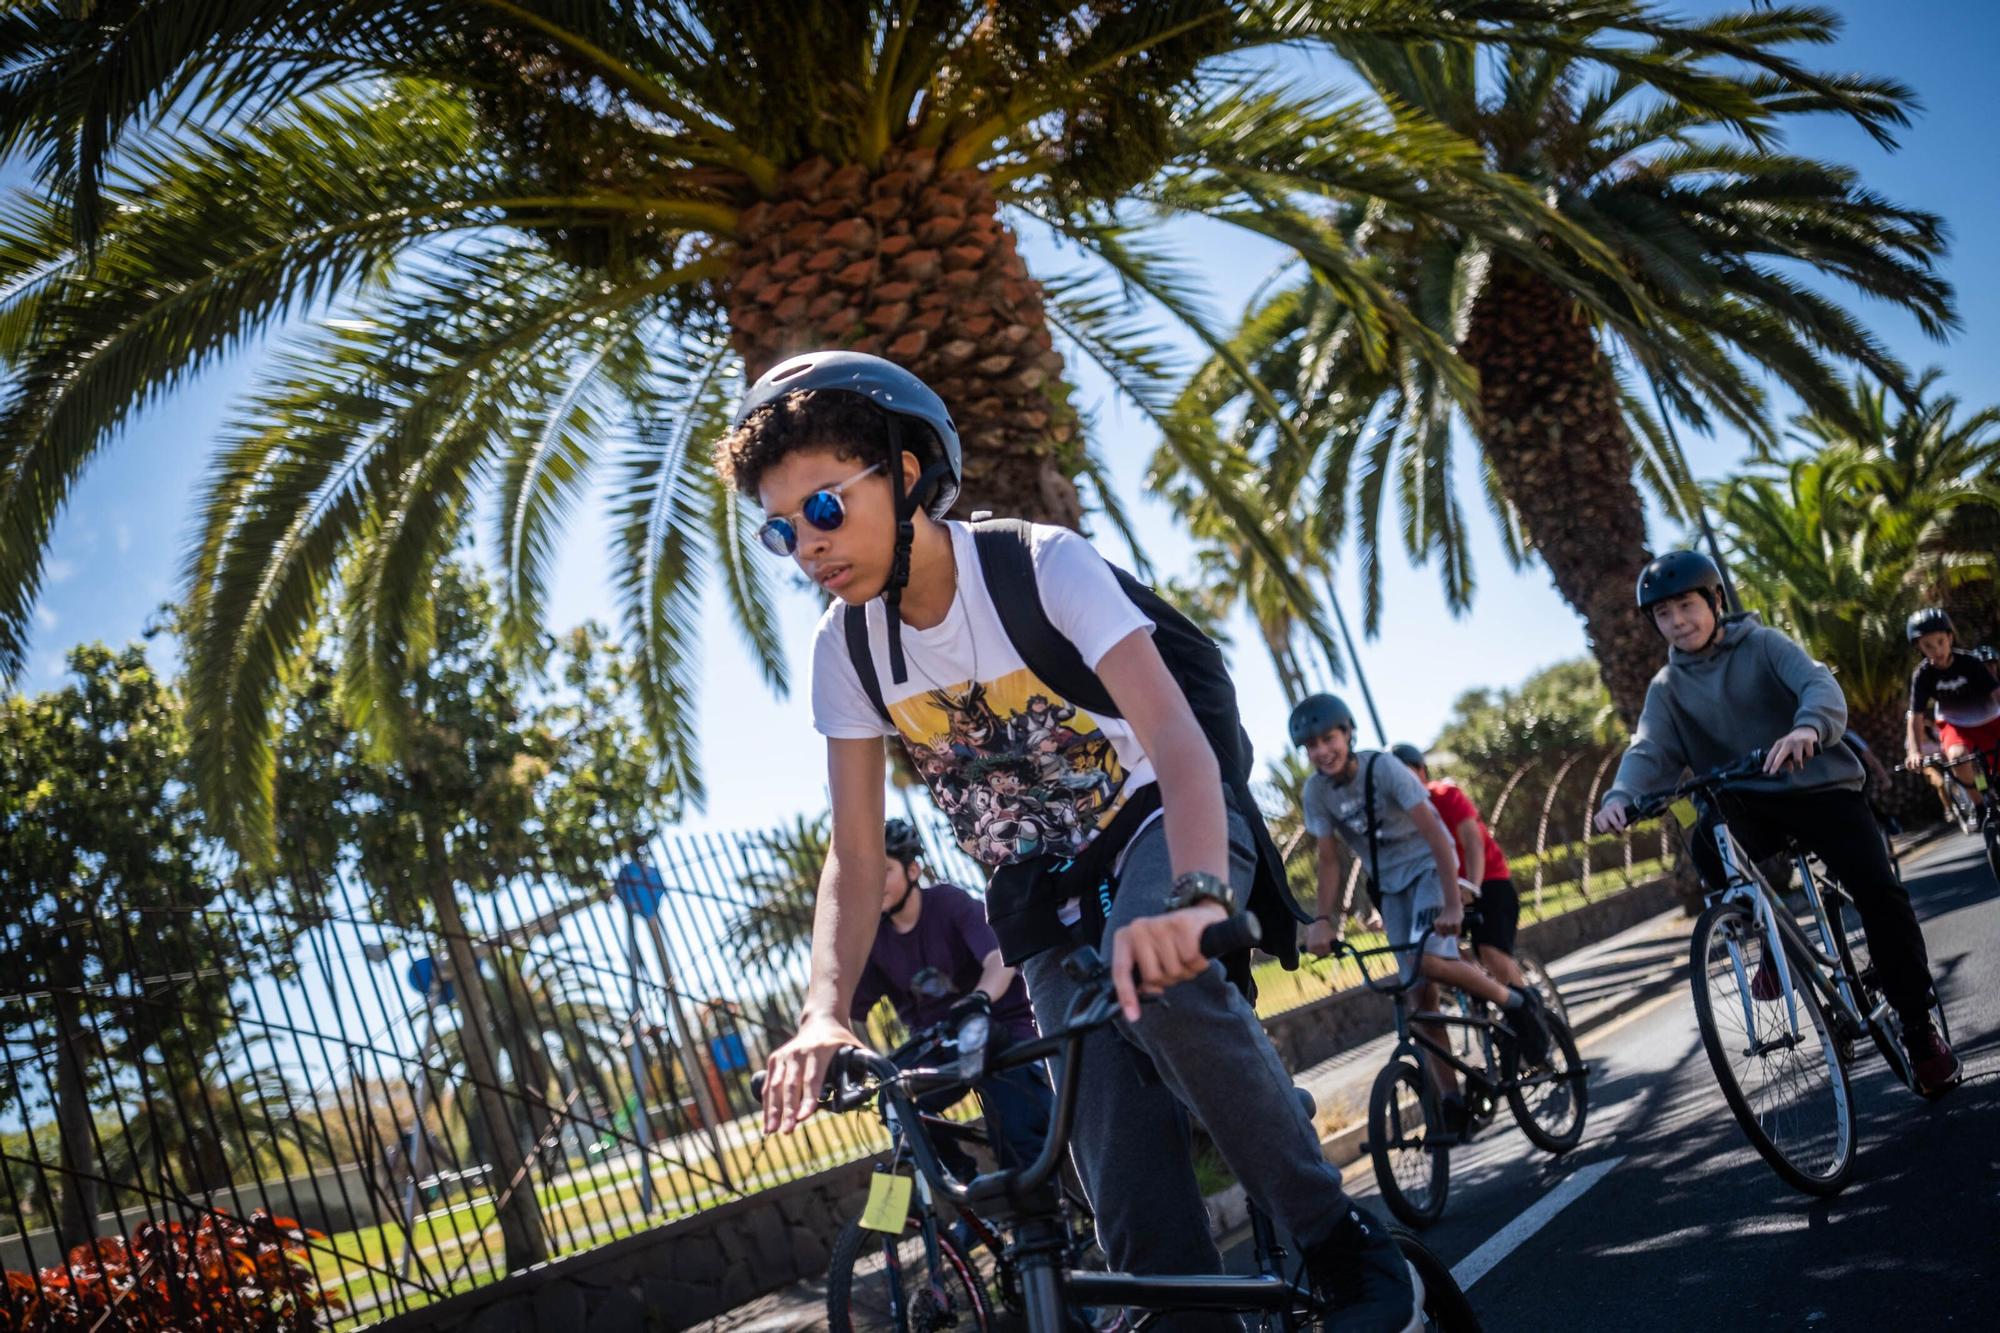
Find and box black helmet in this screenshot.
[1288,693,1355,747]
[1635,550,1725,611]
[734,350,962,518]
[1391,743,1427,771]
[884,818,923,863]
[1907,607,1953,642]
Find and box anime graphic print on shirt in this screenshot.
[810,520,1161,871]
[891,671,1129,865]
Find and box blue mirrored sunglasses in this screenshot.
[756,463,882,556]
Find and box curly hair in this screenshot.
[713,389,895,499]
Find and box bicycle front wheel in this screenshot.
[1504,1016,1587,1154]
[1368,1059,1449,1227]
[1688,901,1855,1196]
[827,1216,992,1333]
[1390,1225,1483,1333]
[1517,955,1570,1029]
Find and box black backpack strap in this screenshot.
[1363,752,1384,904]
[969,519,1116,715]
[843,604,890,724]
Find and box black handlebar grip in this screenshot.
[1198,913,1262,959]
[750,1070,767,1106]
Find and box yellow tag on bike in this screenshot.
[858,1172,913,1233]
[1670,798,1698,829]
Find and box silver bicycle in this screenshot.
[1633,750,1951,1196]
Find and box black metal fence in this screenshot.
[0,749,1660,1329]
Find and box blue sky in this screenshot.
[18,2,2000,835]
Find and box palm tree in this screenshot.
[0,2,1888,847]
[1177,9,1953,719]
[730,811,832,973]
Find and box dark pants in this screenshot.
[1692,787,1935,1021]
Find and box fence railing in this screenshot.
[0,748,1658,1328]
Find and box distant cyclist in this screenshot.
[1293,694,1554,1136]
[1902,607,2000,810]
[1596,552,1959,1095]
[852,818,1051,1175]
[1390,744,1528,991]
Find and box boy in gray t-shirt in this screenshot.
[1289,694,1553,1129]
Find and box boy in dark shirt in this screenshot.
[1902,607,2000,807]
[850,819,1048,1171]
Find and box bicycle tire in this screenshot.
[826,1215,992,1333]
[1517,955,1570,1029]
[1390,1225,1483,1333]
[1688,900,1855,1197]
[1503,1015,1587,1155]
[1983,816,2000,885]
[1368,1059,1449,1228]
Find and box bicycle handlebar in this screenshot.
[1627,749,1768,820]
[1325,925,1445,997]
[753,913,1263,1208]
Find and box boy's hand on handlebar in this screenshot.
[1765,726,1819,774]
[1304,916,1339,958]
[1595,796,1632,833]
[1111,902,1229,1022]
[760,1013,866,1135]
[1433,900,1464,937]
[1904,747,1926,773]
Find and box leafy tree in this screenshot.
[264,560,671,1272]
[1713,380,2000,764]
[1177,8,1952,720]
[0,0,1806,849]
[0,645,252,1244]
[1432,658,1624,776]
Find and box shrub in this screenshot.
[0,1210,338,1331]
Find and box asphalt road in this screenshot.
[1334,828,1999,1332]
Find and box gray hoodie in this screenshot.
[1603,612,1862,808]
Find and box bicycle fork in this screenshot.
[1715,831,1804,1045]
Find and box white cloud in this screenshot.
[45,558,76,584]
[34,606,56,631]
[115,524,132,554]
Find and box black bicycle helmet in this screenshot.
[1906,607,1953,643]
[734,350,962,518]
[1288,693,1356,747]
[1391,743,1427,771]
[1635,549,1725,611]
[884,818,923,863]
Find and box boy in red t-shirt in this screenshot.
[1391,745,1525,989]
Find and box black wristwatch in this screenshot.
[1164,870,1236,915]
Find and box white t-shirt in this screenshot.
[811,521,1159,868]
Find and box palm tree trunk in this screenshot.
[726,147,1082,527]
[1460,259,1660,723]
[424,840,548,1271]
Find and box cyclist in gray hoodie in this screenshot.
[1595,550,1960,1096]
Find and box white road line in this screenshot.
[1449,1155,1624,1290]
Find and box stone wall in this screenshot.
[365,1155,883,1333]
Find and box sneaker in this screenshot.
[1504,987,1552,1068]
[1439,1096,1470,1141]
[1905,1020,1962,1098]
[1304,1206,1422,1333]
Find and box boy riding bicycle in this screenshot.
[725,351,1420,1332]
[1389,743,1529,991]
[1291,695,1554,1138]
[1595,552,1960,1095]
[1902,606,2000,811]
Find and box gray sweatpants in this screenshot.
[1020,805,1352,1330]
